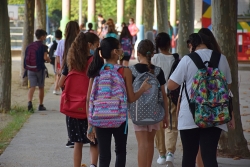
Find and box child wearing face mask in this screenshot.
[59,32,100,167]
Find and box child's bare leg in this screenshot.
[90,144,98,166]
[74,142,83,167]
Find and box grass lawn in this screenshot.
[0,107,32,155]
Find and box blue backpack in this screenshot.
[121,38,132,56]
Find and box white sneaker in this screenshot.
[157,155,166,165]
[53,90,60,95]
[166,152,174,163]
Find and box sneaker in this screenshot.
[166,152,174,163]
[28,101,34,112]
[66,141,74,148]
[89,165,97,167]
[157,155,166,165]
[38,104,46,111]
[53,90,60,95]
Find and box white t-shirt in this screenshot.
[170,49,232,131]
[151,53,175,93]
[54,39,65,66]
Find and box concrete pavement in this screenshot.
[0,59,250,167]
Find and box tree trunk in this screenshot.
[156,0,168,33]
[212,0,250,157]
[143,0,154,33]
[35,0,46,30]
[0,0,12,112]
[177,0,194,57]
[20,0,35,86]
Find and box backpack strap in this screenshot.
[172,53,179,61]
[114,64,122,71]
[188,52,206,69]
[154,66,161,76]
[209,51,221,68]
[129,65,140,78]
[167,53,180,80]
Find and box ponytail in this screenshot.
[146,51,154,74]
[87,47,104,78]
[137,39,155,74]
[87,37,120,78]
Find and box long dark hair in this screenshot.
[62,21,80,68]
[198,28,221,53]
[137,39,155,74]
[155,32,171,53]
[87,37,120,78]
[67,32,99,72]
[119,26,132,43]
[186,33,213,53]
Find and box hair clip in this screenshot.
[146,51,151,54]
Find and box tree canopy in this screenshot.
[8,0,136,24]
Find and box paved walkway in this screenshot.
[0,60,250,167]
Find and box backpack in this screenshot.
[88,64,128,128]
[49,40,58,65]
[167,53,180,105]
[60,57,93,119]
[24,41,46,72]
[185,51,231,128]
[121,38,132,56]
[129,65,165,125]
[167,53,180,129]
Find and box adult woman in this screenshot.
[168,33,234,167]
[128,18,139,59]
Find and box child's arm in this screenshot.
[58,74,66,88]
[160,85,169,129]
[86,78,94,124]
[86,78,96,143]
[123,68,151,103]
[44,52,51,63]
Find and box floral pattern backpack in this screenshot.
[88,64,128,128]
[184,51,231,128]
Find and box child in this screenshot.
[194,28,235,167]
[60,32,100,167]
[152,32,179,165]
[167,33,233,167]
[130,39,169,167]
[119,26,132,66]
[86,37,152,167]
[25,29,51,112]
[49,29,62,95]
[56,21,80,148]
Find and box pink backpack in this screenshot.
[88,64,127,128]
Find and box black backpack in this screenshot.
[167,53,180,129]
[49,40,58,65]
